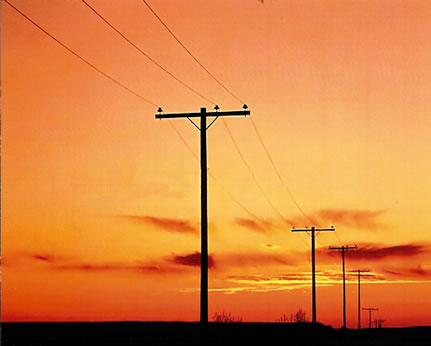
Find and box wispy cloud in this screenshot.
[345,243,425,260]
[217,252,297,268]
[203,270,382,294]
[285,209,386,230]
[9,251,185,275]
[317,209,386,230]
[51,262,180,274]
[168,252,215,269]
[261,244,280,250]
[384,265,431,278]
[235,218,273,233]
[316,242,429,263]
[120,215,197,234]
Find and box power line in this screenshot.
[10,0,316,244]
[166,120,199,160]
[166,121,266,224]
[80,0,216,105]
[248,117,317,225]
[4,0,158,108]
[141,0,244,104]
[140,0,319,229]
[141,0,318,226]
[7,0,266,233]
[221,118,288,223]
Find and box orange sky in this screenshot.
[2,0,431,328]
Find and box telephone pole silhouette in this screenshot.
[349,269,370,329]
[373,318,385,328]
[291,226,335,324]
[329,245,358,329]
[155,105,250,323]
[363,308,379,328]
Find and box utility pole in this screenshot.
[362,308,379,328]
[155,105,250,323]
[291,226,335,324]
[329,245,358,329]
[373,318,385,328]
[349,269,370,329]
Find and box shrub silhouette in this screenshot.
[212,311,243,322]
[276,309,307,323]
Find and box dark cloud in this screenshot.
[408,266,430,276]
[52,262,169,273]
[121,215,197,234]
[319,243,427,261]
[17,252,183,274]
[346,244,425,260]
[384,265,431,278]
[32,254,52,262]
[169,252,215,269]
[263,244,280,249]
[30,253,77,263]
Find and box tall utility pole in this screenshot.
[329,245,358,329]
[362,308,379,328]
[291,226,335,324]
[155,105,250,323]
[349,269,370,329]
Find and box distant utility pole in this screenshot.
[155,105,250,324]
[373,318,385,328]
[363,308,379,328]
[292,226,335,324]
[329,245,358,329]
[350,269,370,329]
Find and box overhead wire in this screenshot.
[10,0,317,248]
[80,0,216,105]
[3,0,158,108]
[248,117,318,225]
[170,119,309,245]
[221,118,288,223]
[139,1,339,249]
[139,0,292,226]
[166,121,268,224]
[141,0,245,104]
[6,0,271,230]
[140,0,319,233]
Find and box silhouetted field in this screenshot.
[2,322,431,346]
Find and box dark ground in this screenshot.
[1,322,430,346]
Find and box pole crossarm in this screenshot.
[329,245,358,251]
[155,109,250,119]
[292,227,334,232]
[349,269,370,273]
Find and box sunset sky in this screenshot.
[2,0,431,328]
